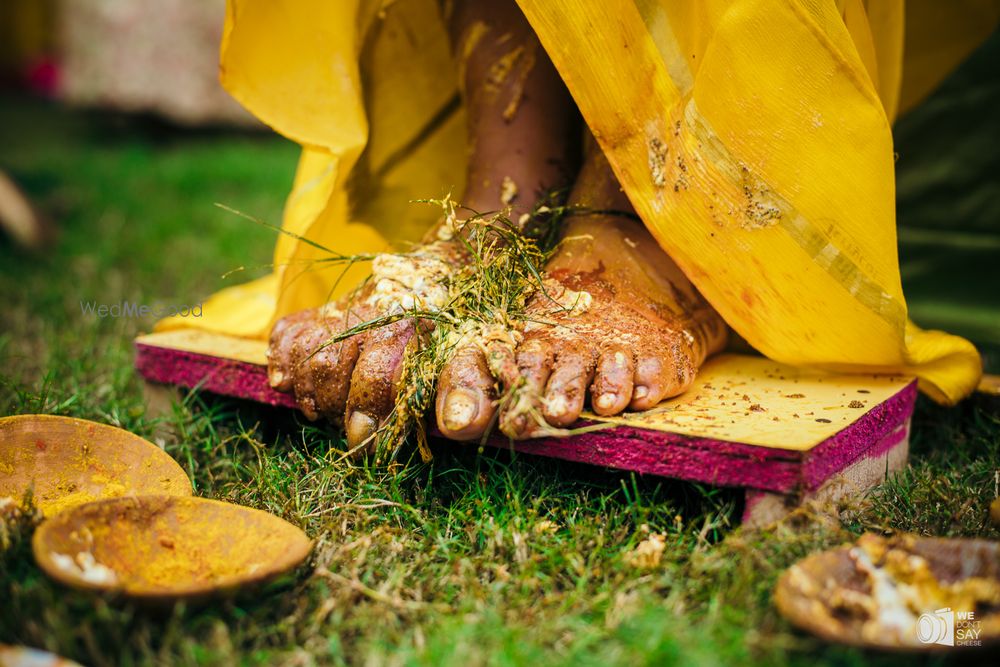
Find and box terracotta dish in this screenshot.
[0,645,82,667]
[32,495,312,604]
[775,533,1000,650]
[0,644,80,667]
[0,415,191,516]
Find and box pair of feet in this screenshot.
[267,195,727,452]
[266,0,727,451]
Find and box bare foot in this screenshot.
[436,151,728,440]
[268,0,578,453]
[507,219,726,436]
[267,240,458,452]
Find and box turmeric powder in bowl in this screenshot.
[32,495,312,605]
[0,415,191,516]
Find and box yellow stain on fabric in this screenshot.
[516,0,987,404]
[156,0,994,405]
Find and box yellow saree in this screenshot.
[157,0,998,405]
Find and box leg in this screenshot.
[446,0,579,218]
[269,0,579,451]
[437,143,729,440]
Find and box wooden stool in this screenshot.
[135,330,915,527]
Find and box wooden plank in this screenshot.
[135,330,916,500]
[477,383,915,494]
[742,423,910,528]
[136,333,295,409]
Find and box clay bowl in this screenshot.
[32,495,313,604]
[0,644,80,667]
[0,645,82,667]
[775,535,1000,651]
[0,415,191,516]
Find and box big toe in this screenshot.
[435,344,496,441]
[630,338,696,410]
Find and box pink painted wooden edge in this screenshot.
[135,342,297,409]
[134,340,916,495]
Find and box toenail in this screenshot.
[633,386,649,400]
[347,411,377,445]
[300,397,318,421]
[594,393,617,411]
[269,369,284,387]
[544,393,569,418]
[443,390,478,431]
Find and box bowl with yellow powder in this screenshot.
[32,495,313,604]
[0,414,191,516]
[775,533,1000,650]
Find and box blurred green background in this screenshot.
[894,32,1000,367]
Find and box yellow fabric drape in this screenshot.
[158,0,996,404]
[158,0,466,338]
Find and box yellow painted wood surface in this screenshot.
[592,355,910,450]
[138,329,269,365]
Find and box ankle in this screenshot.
[561,208,646,243]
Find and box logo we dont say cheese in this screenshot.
[917,608,982,647]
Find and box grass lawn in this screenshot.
[1,33,999,666]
